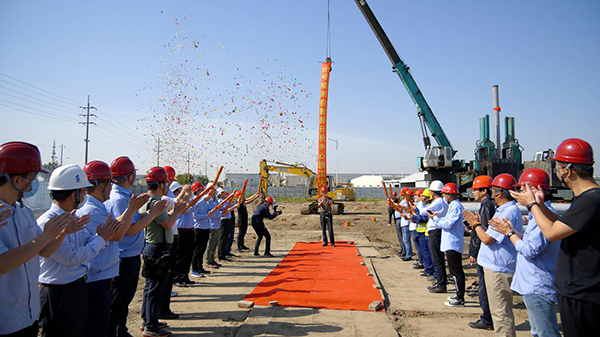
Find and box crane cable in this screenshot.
[326,0,332,60]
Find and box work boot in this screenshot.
[428,285,446,293]
[158,311,179,320]
[444,298,465,307]
[142,328,171,337]
[322,242,328,247]
[264,252,274,257]
[253,251,260,256]
[413,264,424,269]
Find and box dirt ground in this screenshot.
[126,201,552,336]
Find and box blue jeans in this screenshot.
[401,226,412,259]
[411,230,423,264]
[416,231,436,277]
[523,294,560,337]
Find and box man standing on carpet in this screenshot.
[318,187,335,247]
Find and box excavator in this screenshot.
[258,159,354,215]
[354,0,522,191]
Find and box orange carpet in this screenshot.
[244,241,383,311]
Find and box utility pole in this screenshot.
[51,140,57,165]
[60,145,65,166]
[156,136,160,166]
[79,95,97,164]
[328,138,339,186]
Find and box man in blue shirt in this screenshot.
[191,183,212,276]
[76,160,148,337]
[205,184,224,269]
[105,157,168,337]
[468,173,523,337]
[421,180,448,293]
[38,164,120,337]
[431,183,465,306]
[0,141,75,336]
[490,168,560,337]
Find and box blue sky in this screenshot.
[1,0,598,176]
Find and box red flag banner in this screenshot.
[317,61,332,191]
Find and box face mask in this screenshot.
[557,165,570,188]
[23,177,40,199]
[76,191,88,209]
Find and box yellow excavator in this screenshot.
[258,159,354,215]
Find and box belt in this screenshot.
[41,275,87,287]
[178,228,194,232]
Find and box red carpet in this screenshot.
[244,241,383,311]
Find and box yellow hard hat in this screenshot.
[421,188,432,199]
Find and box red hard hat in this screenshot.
[491,173,517,191]
[0,141,48,174]
[191,182,204,192]
[163,165,176,181]
[321,186,327,192]
[110,156,135,178]
[415,189,424,196]
[235,191,242,198]
[392,191,398,196]
[551,138,594,165]
[84,160,112,181]
[146,166,168,182]
[406,189,415,196]
[441,183,459,194]
[471,175,493,190]
[517,168,551,190]
[265,196,274,204]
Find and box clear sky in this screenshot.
[1,0,598,177]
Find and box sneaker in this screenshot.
[412,261,420,266]
[468,319,494,330]
[218,257,232,262]
[139,323,168,332]
[413,264,424,269]
[174,282,187,287]
[142,328,171,337]
[214,262,223,267]
[170,291,178,297]
[419,271,428,277]
[388,223,391,227]
[191,271,203,278]
[427,275,436,282]
[444,299,465,307]
[331,243,336,247]
[428,285,447,293]
[158,311,179,320]
[264,252,274,257]
[322,243,328,247]
[227,253,237,257]
[237,248,244,253]
[183,278,196,285]
[242,245,251,250]
[401,257,412,261]
[447,295,458,301]
[199,268,211,275]
[205,263,217,269]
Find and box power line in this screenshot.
[0,99,79,123]
[0,90,80,117]
[0,78,82,107]
[0,84,81,112]
[0,72,82,105]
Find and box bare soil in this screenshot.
[125,201,546,336]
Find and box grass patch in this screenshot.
[273,197,308,203]
[356,198,385,202]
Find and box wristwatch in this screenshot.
[507,231,516,238]
[472,223,481,230]
[526,202,538,211]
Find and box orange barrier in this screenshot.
[244,241,383,311]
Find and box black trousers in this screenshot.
[107,255,140,337]
[388,207,395,224]
[218,219,231,259]
[252,219,271,254]
[86,278,114,337]
[236,215,248,250]
[428,229,447,288]
[141,243,170,333]
[446,250,465,300]
[175,229,195,281]
[477,264,493,325]
[39,277,87,337]
[320,211,335,244]
[0,322,38,337]
[161,237,178,315]
[558,294,600,337]
[192,228,210,271]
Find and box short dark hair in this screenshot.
[493,186,514,201]
[478,187,492,196]
[571,164,594,179]
[50,189,76,202]
[0,173,29,187]
[147,181,166,191]
[86,179,111,194]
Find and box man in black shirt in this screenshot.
[511,138,600,337]
[236,191,259,253]
[463,175,496,331]
[251,196,281,257]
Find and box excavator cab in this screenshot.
[421,146,453,169]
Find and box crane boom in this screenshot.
[354,0,456,156]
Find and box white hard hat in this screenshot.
[48,164,93,191]
[429,180,444,192]
[169,182,182,192]
[216,188,225,196]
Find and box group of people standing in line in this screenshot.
[388,138,599,337]
[0,141,282,337]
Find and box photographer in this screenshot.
[318,187,335,247]
[251,196,281,257]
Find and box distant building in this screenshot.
[351,174,405,187]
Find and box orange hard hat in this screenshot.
[551,138,594,165]
[415,189,424,196]
[491,173,517,191]
[471,175,492,190]
[265,196,274,204]
[517,168,551,190]
[405,189,414,196]
[235,191,242,198]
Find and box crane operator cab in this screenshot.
[419,146,453,170]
